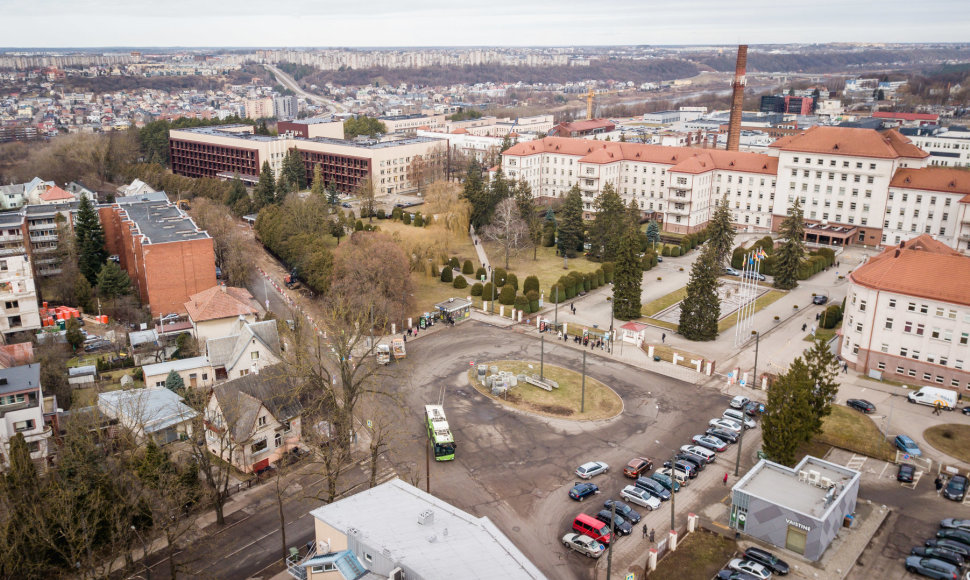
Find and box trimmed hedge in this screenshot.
[601,262,615,283]
[449,257,460,270]
[453,275,468,289]
[462,260,474,275]
[376,209,386,219]
[482,282,495,301]
[403,213,411,225]
[513,295,529,312]
[440,268,453,283]
[475,267,487,281]
[662,245,671,257]
[670,245,682,257]
[549,283,566,302]
[471,282,483,296]
[523,275,540,294]
[493,268,507,287]
[527,290,540,313]
[507,273,519,292]
[820,304,843,329]
[498,285,516,305]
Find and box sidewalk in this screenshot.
[469,226,491,271]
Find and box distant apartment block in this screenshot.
[99,197,216,316]
[169,125,447,196]
[760,95,816,115]
[0,201,78,278]
[900,126,970,168]
[379,113,447,133]
[244,97,275,120]
[0,254,41,336]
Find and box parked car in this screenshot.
[724,267,741,277]
[674,451,706,471]
[661,465,692,487]
[912,546,966,568]
[84,340,112,352]
[709,417,743,434]
[595,510,633,536]
[944,475,968,502]
[926,539,970,557]
[897,464,916,483]
[743,271,766,281]
[692,434,728,452]
[941,519,970,531]
[634,476,671,501]
[569,482,600,501]
[727,558,771,580]
[576,461,609,479]
[724,408,757,429]
[895,434,922,457]
[341,202,352,208]
[561,533,605,558]
[743,546,790,575]
[904,556,960,579]
[743,401,764,416]
[619,485,661,510]
[623,457,653,478]
[730,395,750,409]
[937,528,970,547]
[707,427,739,444]
[680,445,717,463]
[847,399,876,414]
[812,294,829,305]
[603,499,641,524]
[160,313,180,323]
[651,470,682,492]
[962,406,970,416]
[662,460,697,479]
[717,571,761,580]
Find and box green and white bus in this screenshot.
[425,404,456,461]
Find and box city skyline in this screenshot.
[4,0,970,48]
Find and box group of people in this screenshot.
[556,330,606,350]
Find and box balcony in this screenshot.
[29,234,58,243]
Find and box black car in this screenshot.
[596,510,633,536]
[634,476,671,501]
[674,452,706,472]
[716,570,760,580]
[603,499,641,525]
[943,475,968,502]
[662,459,698,479]
[962,407,970,416]
[897,464,916,483]
[936,527,970,547]
[926,539,970,557]
[743,546,790,575]
[707,427,739,444]
[912,546,966,568]
[812,294,829,305]
[846,399,876,414]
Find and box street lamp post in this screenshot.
[734,422,745,477]
[752,330,760,390]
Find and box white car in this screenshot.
[723,409,757,429]
[709,418,743,434]
[680,445,716,463]
[730,395,750,409]
[562,533,605,558]
[728,558,772,580]
[620,485,662,511]
[576,461,609,479]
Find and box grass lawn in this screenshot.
[641,287,688,317]
[650,530,738,580]
[795,439,833,464]
[637,288,785,334]
[481,242,601,297]
[815,404,896,461]
[716,290,786,333]
[468,360,622,421]
[803,326,839,343]
[924,424,970,464]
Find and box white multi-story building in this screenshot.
[883,167,970,251]
[0,254,41,336]
[0,364,54,470]
[841,235,970,392]
[900,126,970,168]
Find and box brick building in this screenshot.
[99,197,215,316]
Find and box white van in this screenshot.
[908,386,957,411]
[723,408,756,429]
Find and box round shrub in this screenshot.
[482,282,495,301]
[498,285,516,305]
[391,207,403,220]
[376,208,386,219]
[414,213,424,227]
[527,290,540,313]
[513,295,529,312]
[507,273,519,292]
[475,267,487,281]
[567,271,585,293]
[462,260,474,275]
[549,284,566,302]
[670,246,682,257]
[523,275,540,294]
[440,268,453,283]
[589,272,600,290]
[596,269,605,286]
[493,268,507,287]
[354,220,364,231]
[820,304,843,329]
[471,282,483,296]
[402,213,412,225]
[453,275,468,289]
[449,257,460,270]
[662,245,671,257]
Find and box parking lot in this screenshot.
[386,322,746,579]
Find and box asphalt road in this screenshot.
[384,321,732,580]
[264,64,344,113]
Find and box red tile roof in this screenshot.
[890,167,970,201]
[504,137,778,174]
[769,126,928,159]
[849,235,970,306]
[184,285,259,322]
[39,185,74,202]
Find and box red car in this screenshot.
[623,457,654,478]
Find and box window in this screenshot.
[885,318,893,330]
[251,438,268,453]
[877,362,886,370]
[936,376,945,384]
[0,393,25,406]
[961,332,969,346]
[4,300,18,309]
[908,303,916,312]
[923,372,933,380]
[936,307,945,317]
[880,343,889,353]
[904,321,913,333]
[900,347,908,357]
[251,351,259,360]
[912,350,920,360]
[921,304,929,314]
[365,554,374,563]
[932,328,941,339]
[0,260,6,271]
[257,415,267,427]
[908,369,917,377]
[13,419,34,432]
[310,564,337,573]
[7,316,21,328]
[953,379,961,387]
[275,432,282,447]
[896,366,905,374]
[859,300,867,312]
[916,324,925,336]
[888,299,896,308]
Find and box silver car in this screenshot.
[562,533,605,558]
[576,461,609,479]
[728,558,771,580]
[709,418,743,433]
[620,485,662,511]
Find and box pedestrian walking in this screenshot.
[661,332,666,344]
[842,362,848,374]
[642,524,648,539]
[816,312,821,321]
[723,472,729,486]
[402,334,407,343]
[649,528,655,543]
[935,476,943,492]
[934,402,942,415]
[802,323,807,332]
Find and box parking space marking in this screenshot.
[879,462,890,479]
[846,454,867,471]
[901,470,922,490]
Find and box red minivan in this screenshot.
[572,513,612,544]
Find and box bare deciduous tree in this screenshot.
[423,180,470,238]
[484,197,529,269]
[189,198,258,287]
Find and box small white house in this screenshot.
[67,365,97,386]
[619,321,649,347]
[98,387,197,445]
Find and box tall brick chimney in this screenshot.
[726,45,748,152]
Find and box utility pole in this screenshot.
[540,335,545,380]
[669,452,676,533]
[426,437,431,493]
[581,350,587,414]
[734,422,745,477]
[490,268,496,314]
[609,295,615,354]
[606,500,616,579]
[752,330,760,390]
[554,286,559,331]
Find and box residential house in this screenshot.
[27,185,75,206]
[0,254,41,336]
[98,386,196,445]
[143,356,214,390]
[117,179,157,197]
[205,364,303,473]
[206,319,281,380]
[184,285,260,345]
[0,363,55,469]
[0,177,53,210]
[295,478,546,580]
[128,328,166,365]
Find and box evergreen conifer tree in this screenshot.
[645,220,660,251]
[589,183,626,262]
[557,186,584,266]
[311,164,326,196]
[774,198,805,289]
[678,244,721,341]
[75,193,108,285]
[225,174,248,207]
[462,159,489,228]
[761,357,815,466]
[255,161,276,208]
[803,338,841,436]
[613,222,642,320]
[706,194,736,267]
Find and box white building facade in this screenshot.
[0,254,41,336]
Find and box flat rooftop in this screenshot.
[117,201,209,244]
[175,125,443,149]
[735,456,859,520]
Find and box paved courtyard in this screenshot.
[653,280,771,325]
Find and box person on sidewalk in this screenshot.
[934,402,942,415]
[935,476,943,492]
[661,333,666,344]
[842,362,848,374]
[723,472,729,486]
[642,524,648,539]
[802,323,807,332]
[649,528,655,543]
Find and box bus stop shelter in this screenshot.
[436,297,472,323]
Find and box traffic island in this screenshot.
[923,424,970,464]
[467,360,622,421]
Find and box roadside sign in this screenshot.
[740,379,747,387]
[366,420,373,429]
[626,574,635,580]
[903,454,910,460]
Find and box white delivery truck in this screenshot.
[908,386,957,410]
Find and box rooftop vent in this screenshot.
[417,509,434,525]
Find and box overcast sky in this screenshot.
[3,0,969,47]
